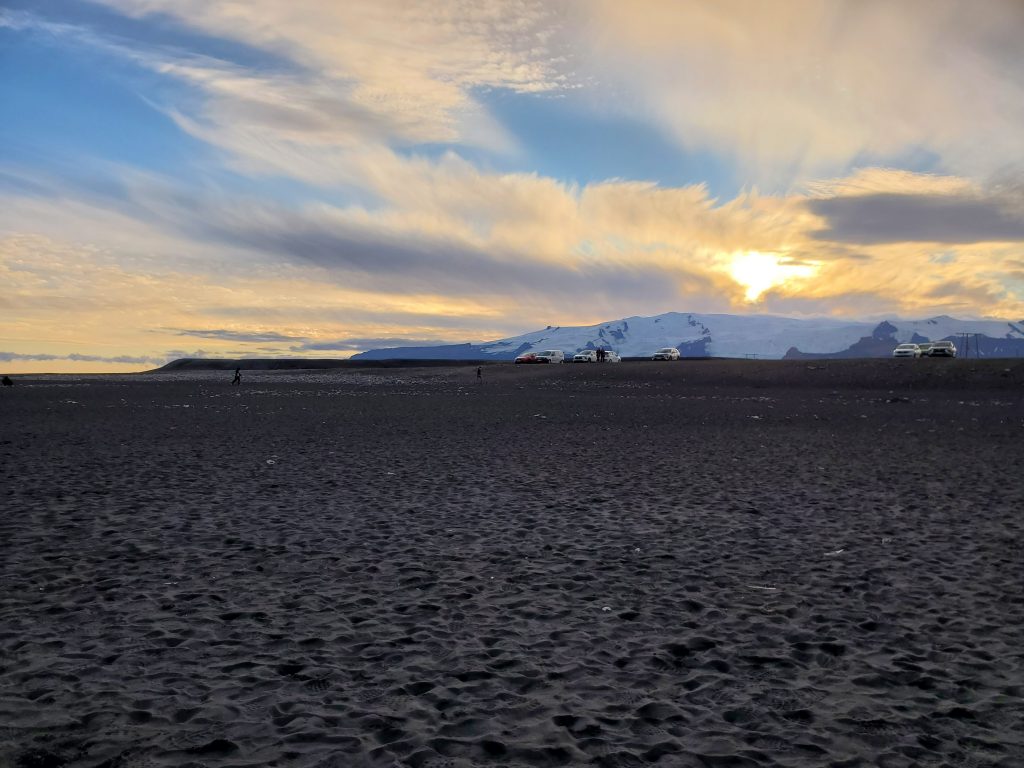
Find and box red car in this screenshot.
[514,352,539,364]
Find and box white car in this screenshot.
[604,350,622,363]
[892,343,921,358]
[535,349,565,364]
[573,350,597,363]
[652,347,680,361]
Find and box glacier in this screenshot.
[352,312,1024,360]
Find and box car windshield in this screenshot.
[658,348,675,353]
[897,344,916,349]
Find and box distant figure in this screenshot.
[1,375,11,387]
[476,366,483,383]
[597,347,604,362]
[231,367,241,386]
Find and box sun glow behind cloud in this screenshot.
[728,252,818,302]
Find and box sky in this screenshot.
[2,0,1024,372]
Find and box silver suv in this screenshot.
[927,341,957,358]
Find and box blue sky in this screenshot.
[3,5,740,202]
[2,0,1023,371]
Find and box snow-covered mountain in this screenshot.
[352,312,1024,360]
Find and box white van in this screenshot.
[536,349,565,363]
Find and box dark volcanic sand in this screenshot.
[2,360,1023,768]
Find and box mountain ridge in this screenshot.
[352,312,1024,360]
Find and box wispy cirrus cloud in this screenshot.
[578,0,1024,185]
[11,1,1024,193]
[69,1,1024,190]
[76,0,568,176]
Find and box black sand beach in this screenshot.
[2,360,1023,768]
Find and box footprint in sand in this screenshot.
[165,726,220,750]
[306,677,331,692]
[745,735,792,752]
[841,716,913,745]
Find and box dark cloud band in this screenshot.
[170,328,305,343]
[809,192,1024,244]
[0,351,163,364]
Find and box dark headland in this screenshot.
[2,359,1023,767]
[154,357,494,371]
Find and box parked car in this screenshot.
[892,343,921,358]
[604,350,622,363]
[535,349,565,364]
[927,340,957,358]
[572,350,597,363]
[514,352,539,364]
[916,342,935,357]
[652,347,680,361]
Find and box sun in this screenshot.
[728,251,815,302]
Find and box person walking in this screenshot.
[231,367,242,386]
[476,366,483,383]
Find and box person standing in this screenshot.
[476,366,483,383]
